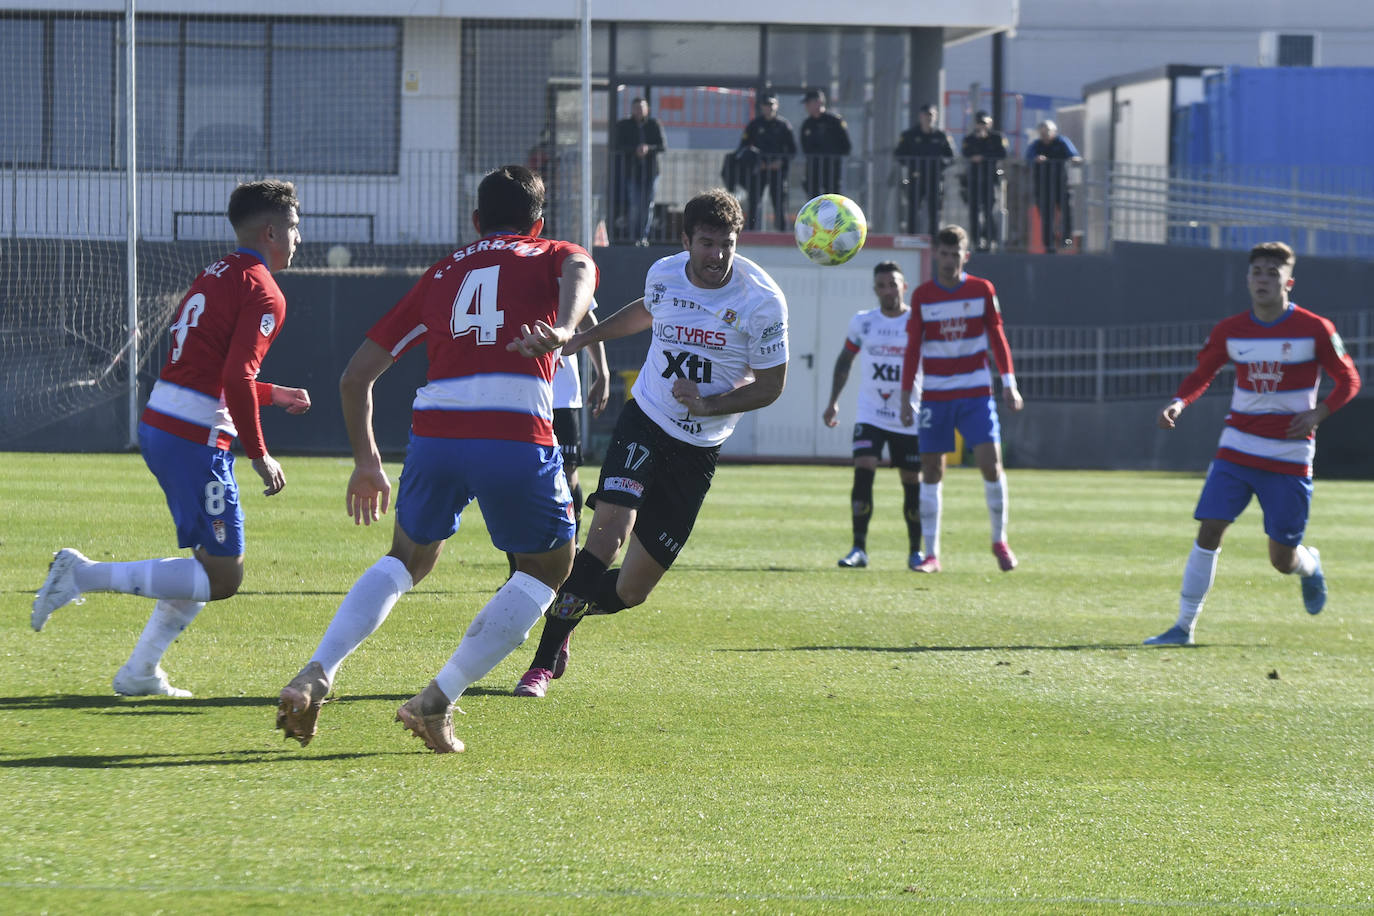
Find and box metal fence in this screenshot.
[1009,310,1374,403]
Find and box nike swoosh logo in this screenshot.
[1235,348,1253,356]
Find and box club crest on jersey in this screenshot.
[650,282,666,304]
[1248,360,1284,393]
[722,308,738,326]
[212,520,227,543]
[939,317,967,341]
[260,313,276,337]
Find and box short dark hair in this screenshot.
[935,224,969,249]
[476,165,544,234]
[873,260,902,278]
[227,179,299,230]
[919,103,937,115]
[1249,241,1295,268]
[631,96,647,106]
[683,188,744,239]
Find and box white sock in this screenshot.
[312,556,413,684]
[75,557,211,602]
[1176,542,1220,634]
[1289,544,1318,577]
[125,599,205,676]
[920,481,943,557]
[985,476,1008,543]
[434,572,555,702]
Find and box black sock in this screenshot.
[530,614,579,670]
[851,467,875,550]
[561,549,606,603]
[587,569,628,614]
[903,481,923,553]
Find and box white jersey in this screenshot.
[551,351,581,410]
[551,299,598,410]
[631,251,789,446]
[843,307,917,433]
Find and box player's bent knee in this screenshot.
[207,568,244,601]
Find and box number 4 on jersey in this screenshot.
[449,265,504,345]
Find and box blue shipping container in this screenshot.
[1204,66,1374,169]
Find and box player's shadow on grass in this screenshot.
[0,694,277,713]
[744,642,1166,654]
[0,749,411,770]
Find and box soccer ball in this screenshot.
[794,194,867,266]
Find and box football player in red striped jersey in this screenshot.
[32,180,310,698]
[1146,241,1361,645]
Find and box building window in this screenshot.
[1276,34,1315,67]
[0,14,400,174]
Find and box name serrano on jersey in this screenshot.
[448,237,543,264]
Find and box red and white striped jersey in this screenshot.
[366,233,596,446]
[901,272,1013,402]
[1175,305,1361,477]
[141,248,284,458]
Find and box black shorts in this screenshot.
[851,422,921,471]
[552,407,581,471]
[593,398,720,569]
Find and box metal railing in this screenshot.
[1008,310,1374,402]
[6,147,1374,260]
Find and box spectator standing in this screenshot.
[1025,119,1082,253]
[799,89,852,197]
[613,97,667,246]
[740,92,797,231]
[961,110,1008,251]
[895,104,954,235]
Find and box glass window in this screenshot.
[270,22,400,173]
[53,20,116,168]
[182,25,267,171]
[135,21,182,170]
[0,19,47,165]
[616,24,758,78]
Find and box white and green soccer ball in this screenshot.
[794,194,868,266]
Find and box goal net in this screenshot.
[0,10,591,447]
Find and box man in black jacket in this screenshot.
[613,97,666,245]
[740,92,797,231]
[961,110,1008,250]
[799,89,852,197]
[895,104,953,235]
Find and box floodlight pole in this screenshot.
[579,0,592,252]
[578,0,594,443]
[124,0,139,448]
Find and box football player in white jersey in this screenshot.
[822,262,925,570]
[513,188,789,698]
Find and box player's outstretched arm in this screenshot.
[564,298,653,357]
[509,252,597,358]
[339,338,395,525]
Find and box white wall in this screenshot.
[23,0,1016,29]
[722,236,929,460]
[944,0,1374,103]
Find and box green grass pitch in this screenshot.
[2,453,1372,913]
